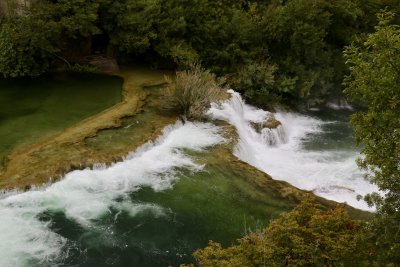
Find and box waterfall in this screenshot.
[209,90,378,211]
[260,126,287,146]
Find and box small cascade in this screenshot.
[260,125,287,146]
[209,90,378,211]
[326,98,354,111]
[209,89,288,147]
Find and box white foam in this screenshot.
[0,121,224,267]
[209,90,378,211]
[326,98,354,111]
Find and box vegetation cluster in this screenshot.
[181,199,371,267]
[164,64,224,120]
[0,0,398,108]
[344,10,400,265]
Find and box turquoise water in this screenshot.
[303,108,356,152]
[0,73,122,165]
[38,164,291,267]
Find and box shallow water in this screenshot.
[0,73,122,165]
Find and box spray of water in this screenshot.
[208,90,378,211]
[0,121,224,267]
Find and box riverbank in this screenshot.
[0,68,176,189]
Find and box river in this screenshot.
[0,89,376,266]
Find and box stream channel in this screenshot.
[0,76,376,267]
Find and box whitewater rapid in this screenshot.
[0,122,224,267]
[208,90,378,211]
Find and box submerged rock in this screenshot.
[251,115,282,133]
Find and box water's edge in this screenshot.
[0,68,175,189]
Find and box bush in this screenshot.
[181,199,371,267]
[165,64,224,120]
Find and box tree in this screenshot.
[230,60,279,109]
[0,16,55,77]
[259,0,365,108]
[344,10,400,264]
[181,199,368,267]
[0,0,104,77]
[101,0,161,55]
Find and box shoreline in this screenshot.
[0,68,176,189]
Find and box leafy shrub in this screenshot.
[165,64,224,120]
[181,199,370,267]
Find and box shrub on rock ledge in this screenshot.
[165,64,224,121]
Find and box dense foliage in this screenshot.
[344,10,400,265]
[1,0,398,107]
[181,200,369,267]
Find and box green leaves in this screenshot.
[104,0,161,54]
[0,0,104,77]
[258,0,365,107]
[0,16,53,77]
[344,10,400,265]
[231,61,279,108]
[182,199,367,267]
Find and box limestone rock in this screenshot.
[251,115,282,133]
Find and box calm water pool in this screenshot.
[0,73,122,166]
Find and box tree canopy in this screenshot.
[1,0,398,108]
[344,10,400,265]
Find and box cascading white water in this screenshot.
[0,121,224,267]
[208,90,378,211]
[260,126,287,146]
[326,98,354,110]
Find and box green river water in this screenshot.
[0,73,122,167]
[0,77,370,267]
